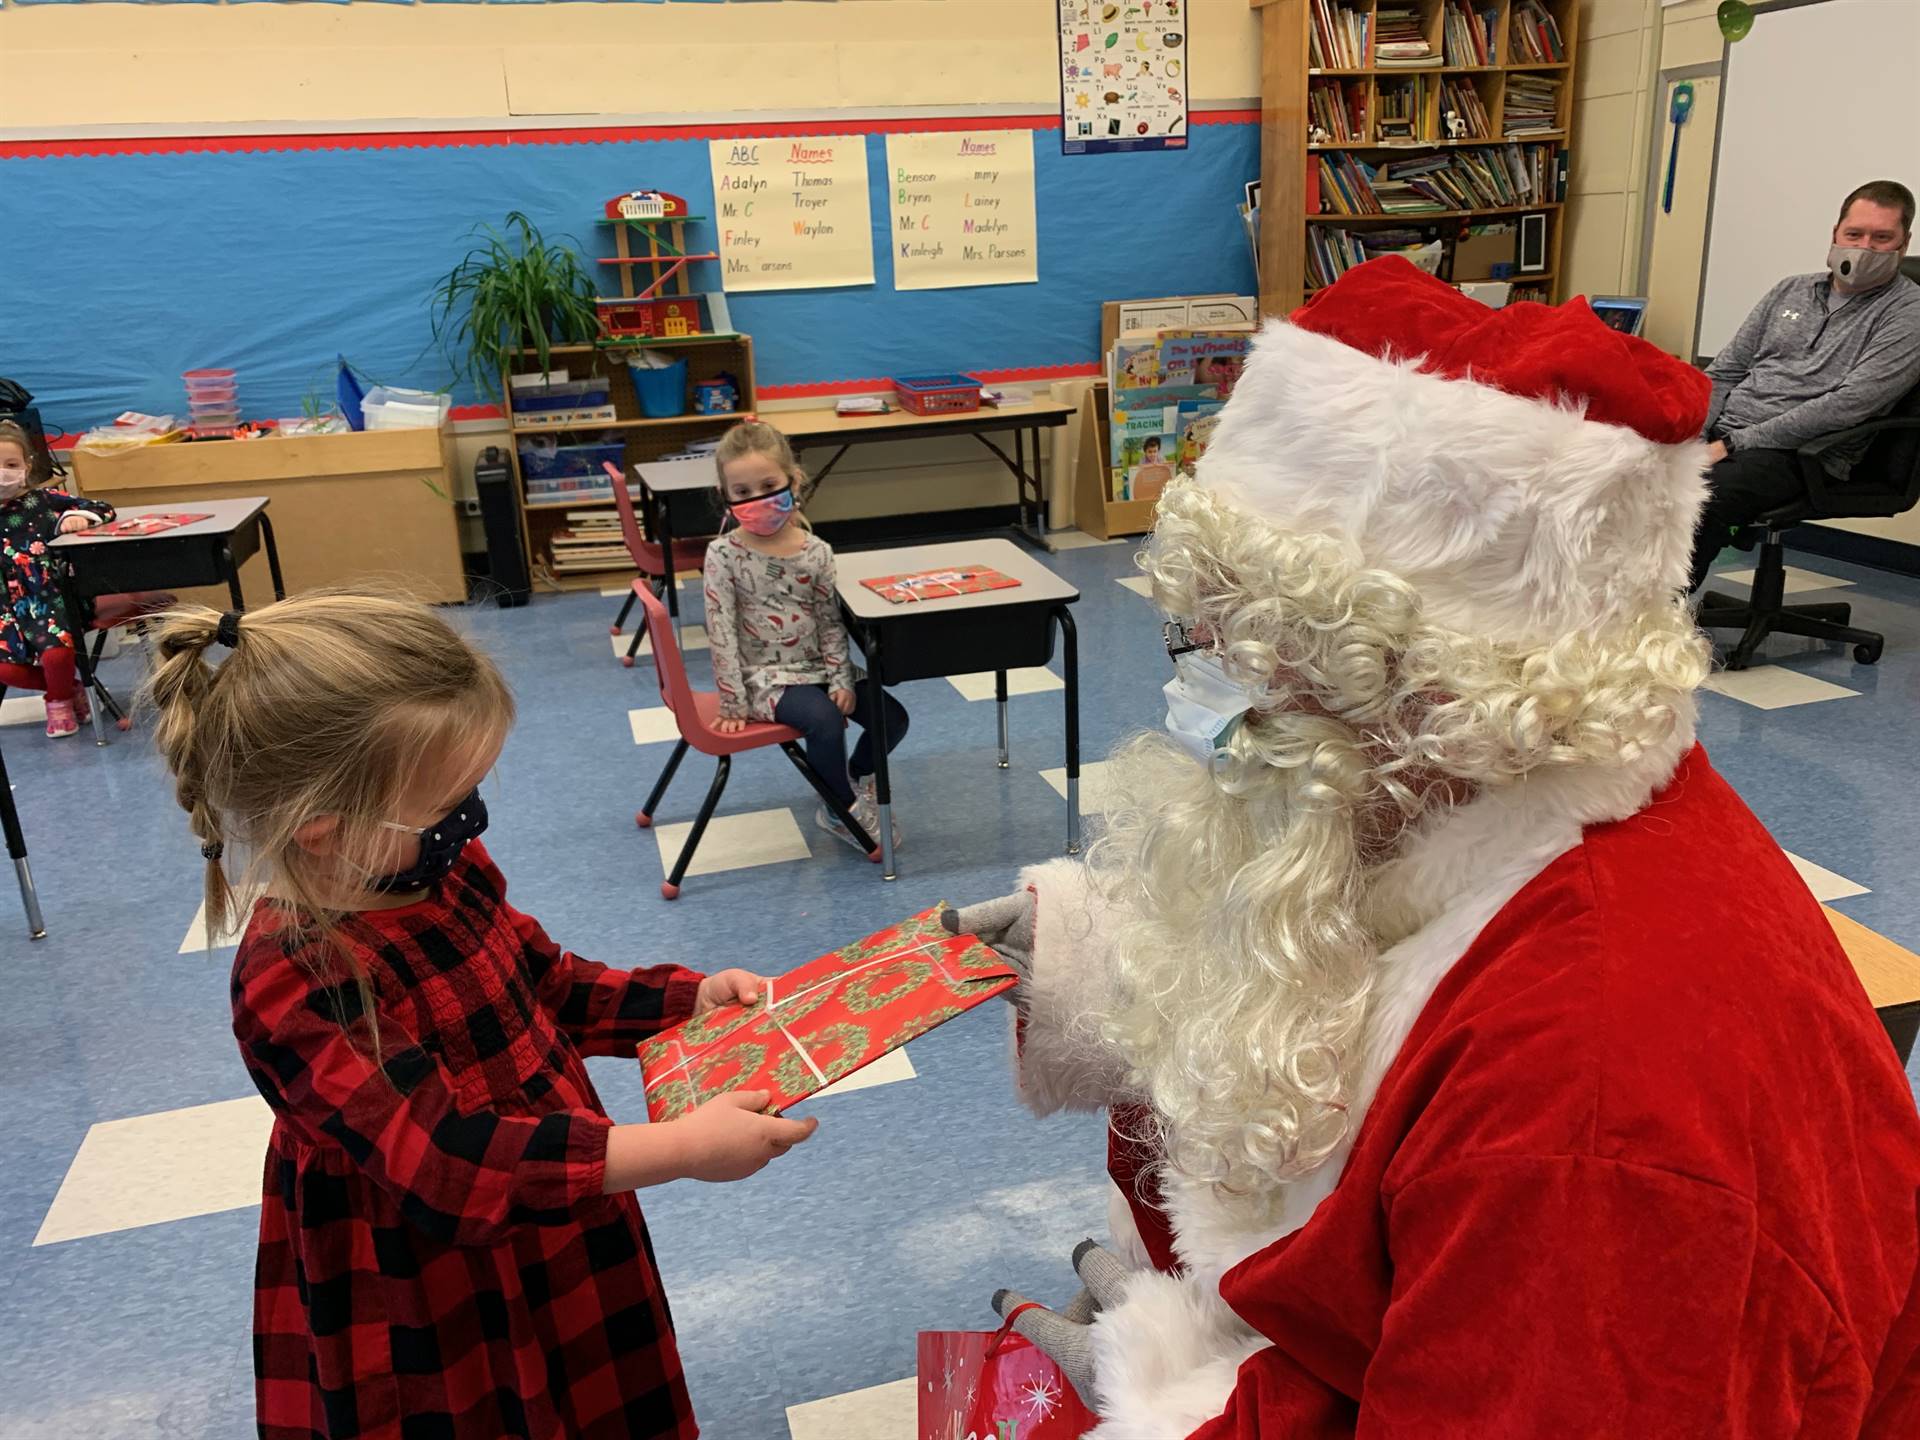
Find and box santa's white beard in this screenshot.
[1092,722,1396,1209]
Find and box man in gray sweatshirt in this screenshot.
[1689,180,1920,591]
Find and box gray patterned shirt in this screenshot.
[702,529,855,721]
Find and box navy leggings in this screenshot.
[773,680,908,806]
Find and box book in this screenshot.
[1442,1,1497,66]
[1509,0,1566,63]
[1309,0,1371,69]
[1174,400,1225,478]
[1374,3,1438,67]
[636,907,1016,1121]
[69,512,211,539]
[860,567,1022,605]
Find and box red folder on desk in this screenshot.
[860,566,1021,605]
[69,512,211,539]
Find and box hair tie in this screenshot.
[215,611,242,649]
[201,841,224,861]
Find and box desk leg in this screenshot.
[59,561,108,747]
[1057,606,1081,854]
[973,431,1055,554]
[259,514,287,601]
[861,625,898,881]
[995,670,1010,769]
[218,542,247,611]
[0,744,47,939]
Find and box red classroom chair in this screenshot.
[603,462,711,668]
[0,590,174,738]
[631,581,878,899]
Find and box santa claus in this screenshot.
[951,258,1920,1437]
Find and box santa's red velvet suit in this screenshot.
[1003,260,1920,1438]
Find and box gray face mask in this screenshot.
[1827,244,1904,292]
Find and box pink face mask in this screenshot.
[730,485,795,537]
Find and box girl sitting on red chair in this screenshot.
[0,419,113,737]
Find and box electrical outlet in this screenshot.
[460,497,482,517]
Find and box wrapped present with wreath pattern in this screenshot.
[637,905,1017,1121]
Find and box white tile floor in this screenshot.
[612,623,710,662]
[35,1097,275,1247]
[177,888,264,955]
[629,707,683,746]
[810,1046,916,1101]
[1715,565,1855,595]
[0,694,43,727]
[1784,851,1872,903]
[1701,667,1860,710]
[1038,759,1115,813]
[946,668,1063,702]
[651,807,811,880]
[785,1376,916,1440]
[1046,530,1123,552]
[1115,576,1154,598]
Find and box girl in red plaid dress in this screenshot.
[144,592,817,1440]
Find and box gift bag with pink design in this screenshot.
[916,1306,1098,1440]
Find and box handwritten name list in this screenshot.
[884,130,1039,292]
[708,136,875,293]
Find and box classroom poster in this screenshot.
[707,135,875,292]
[1057,0,1190,155]
[884,131,1039,292]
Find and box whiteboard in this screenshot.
[1697,0,1920,358]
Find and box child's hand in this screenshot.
[675,1091,819,1182]
[714,715,748,735]
[694,968,769,1014]
[831,688,857,717]
[57,512,101,535]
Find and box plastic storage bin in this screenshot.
[892,373,982,415]
[517,434,626,481]
[511,378,611,414]
[361,387,452,430]
[627,357,689,418]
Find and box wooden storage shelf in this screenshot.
[511,410,753,437]
[1265,0,1579,313]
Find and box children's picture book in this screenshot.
[68,512,212,539]
[1110,384,1213,501]
[1174,400,1225,478]
[637,907,1016,1121]
[860,567,1022,605]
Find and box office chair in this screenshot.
[1699,371,1920,670]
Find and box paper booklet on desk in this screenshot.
[860,567,1021,605]
[71,512,212,539]
[637,907,1016,1121]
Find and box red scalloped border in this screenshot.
[0,108,1256,161]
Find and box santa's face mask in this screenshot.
[1162,649,1254,763]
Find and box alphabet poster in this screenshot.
[1057,0,1190,155]
[708,136,876,292]
[885,131,1039,292]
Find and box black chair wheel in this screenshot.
[1854,640,1884,665]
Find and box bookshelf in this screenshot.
[1254,0,1580,315]
[501,336,755,591]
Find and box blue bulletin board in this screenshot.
[0,118,1257,430]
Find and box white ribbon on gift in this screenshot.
[650,937,969,1098]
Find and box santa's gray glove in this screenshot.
[989,1239,1131,1407]
[942,890,1035,984]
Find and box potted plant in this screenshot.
[429,211,601,403]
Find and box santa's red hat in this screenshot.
[1193,256,1712,645]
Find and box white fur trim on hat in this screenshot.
[1193,320,1710,646]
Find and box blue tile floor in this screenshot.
[1,536,1915,1438]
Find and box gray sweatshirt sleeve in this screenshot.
[703,546,749,720]
[1730,302,1920,455]
[1703,283,1779,433]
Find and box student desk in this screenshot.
[1,735,46,939]
[772,400,1078,553]
[834,539,1080,880]
[1827,905,1920,1064]
[632,458,725,655]
[51,498,286,745]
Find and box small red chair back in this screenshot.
[605,463,665,577]
[635,581,696,723]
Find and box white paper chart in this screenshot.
[1057,0,1190,155]
[708,135,876,293]
[885,130,1039,292]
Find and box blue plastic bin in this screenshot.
[628,357,689,418]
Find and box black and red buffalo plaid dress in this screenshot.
[230,842,704,1439]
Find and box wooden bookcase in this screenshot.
[501,334,755,591]
[1254,0,1580,316]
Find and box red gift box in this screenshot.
[918,1308,1099,1440]
[637,907,1016,1122]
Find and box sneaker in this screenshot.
[44,699,79,738]
[814,802,871,853]
[852,778,903,849]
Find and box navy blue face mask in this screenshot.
[370,788,488,894]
